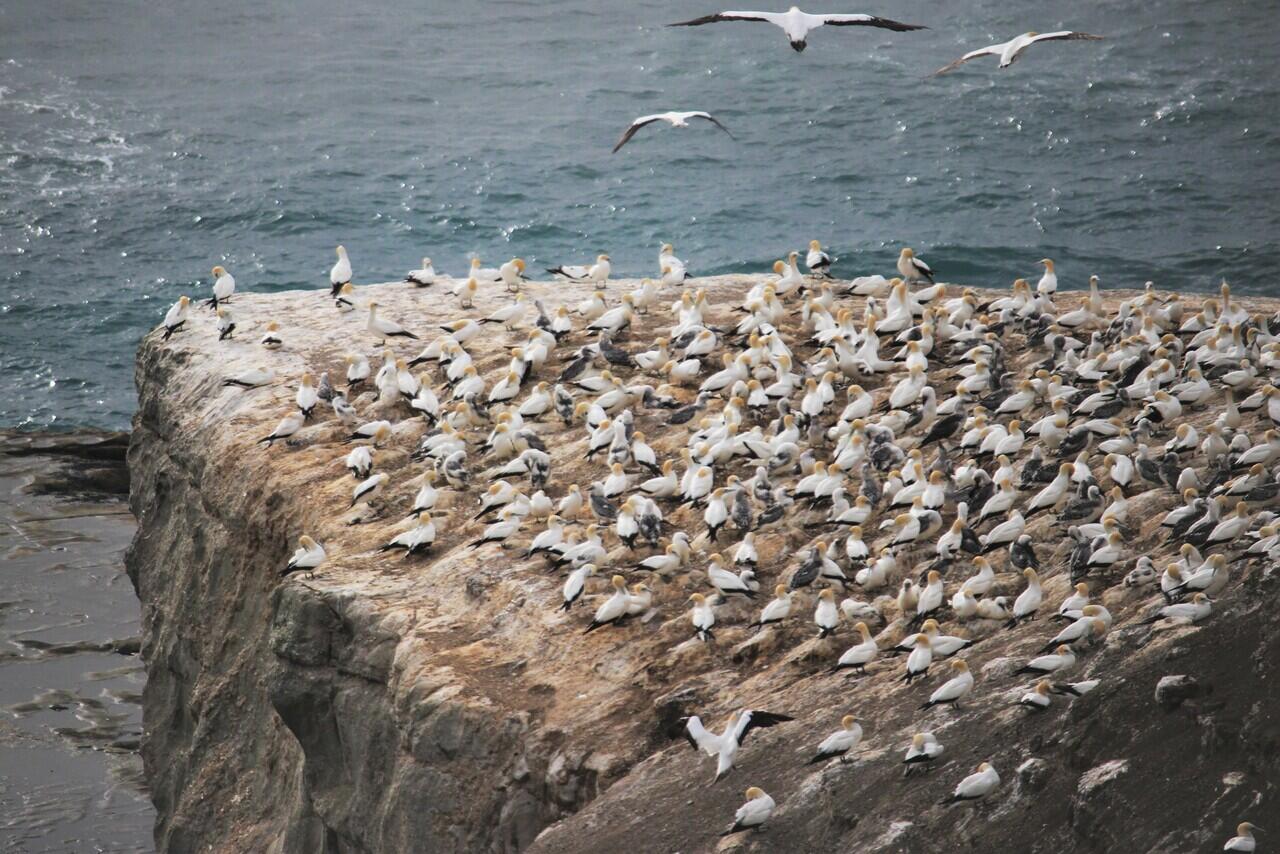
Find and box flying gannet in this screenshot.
[684,708,793,783]
[669,7,925,53]
[933,31,1105,76]
[612,111,734,153]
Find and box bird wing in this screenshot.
[931,43,1003,76]
[1029,31,1105,45]
[667,11,779,27]
[613,115,668,152]
[734,709,794,746]
[688,112,736,140]
[818,14,925,32]
[685,716,722,753]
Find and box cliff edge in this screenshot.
[128,275,1279,853]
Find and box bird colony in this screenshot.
[155,241,1275,846]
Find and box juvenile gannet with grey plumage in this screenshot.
[932,31,1104,76]
[669,7,925,52]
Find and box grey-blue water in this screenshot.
[2,0,1278,433]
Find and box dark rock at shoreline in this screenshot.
[2,430,130,496]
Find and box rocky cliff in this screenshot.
[128,275,1279,853]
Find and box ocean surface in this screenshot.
[2,0,1278,433]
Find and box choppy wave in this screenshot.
[2,0,1279,431]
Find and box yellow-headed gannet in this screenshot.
[1018,680,1053,711]
[934,31,1104,76]
[919,659,974,710]
[406,257,437,287]
[897,248,934,284]
[283,535,325,577]
[941,762,1000,804]
[216,307,235,340]
[1015,645,1077,676]
[561,563,595,611]
[720,787,775,836]
[903,732,943,773]
[1224,822,1261,852]
[690,592,717,641]
[160,296,190,340]
[296,372,319,419]
[381,511,436,555]
[335,282,356,312]
[685,708,793,783]
[206,265,235,309]
[669,7,924,52]
[583,575,630,633]
[260,321,283,349]
[548,255,611,287]
[612,112,734,154]
[807,715,862,764]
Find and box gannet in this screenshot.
[1145,592,1212,624]
[499,258,527,291]
[259,412,304,446]
[1224,822,1261,852]
[329,245,351,295]
[669,7,924,53]
[381,511,436,555]
[366,302,418,342]
[584,575,630,632]
[295,373,319,419]
[160,296,190,340]
[933,31,1104,76]
[919,659,974,710]
[206,265,235,309]
[283,535,325,577]
[548,255,611,287]
[1018,680,1053,711]
[344,444,374,479]
[814,588,839,637]
[1015,645,1077,676]
[1036,259,1057,296]
[941,762,1000,804]
[684,709,793,783]
[334,282,356,312]
[897,248,934,284]
[756,585,792,628]
[720,787,775,836]
[223,367,275,388]
[216,307,236,339]
[561,563,595,611]
[690,592,717,641]
[351,472,388,508]
[805,239,832,277]
[405,257,437,287]
[807,715,862,764]
[903,732,943,772]
[611,111,734,153]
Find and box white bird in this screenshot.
[684,709,793,783]
[720,787,775,836]
[933,31,1104,76]
[405,257,437,287]
[366,302,418,342]
[919,659,974,710]
[259,411,305,446]
[612,111,734,153]
[806,715,862,764]
[160,296,190,340]
[560,564,595,611]
[903,732,944,771]
[206,265,235,309]
[351,472,388,508]
[756,585,793,628]
[942,762,1000,804]
[329,245,352,294]
[223,367,276,388]
[583,575,631,632]
[283,535,325,576]
[1224,822,1262,853]
[669,7,924,53]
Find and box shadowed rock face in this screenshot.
[128,276,1279,853]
